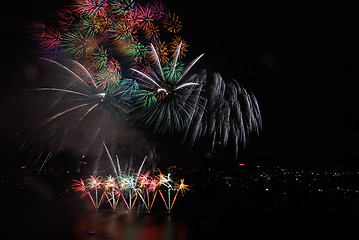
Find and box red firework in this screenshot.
[57,7,77,31]
[41,27,61,49]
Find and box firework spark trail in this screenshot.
[176,53,204,84]
[80,102,101,121]
[87,191,97,208]
[104,192,113,209]
[98,190,106,208]
[131,192,138,209]
[86,175,102,209]
[137,156,147,180]
[38,58,94,91]
[32,88,91,97]
[150,43,165,79]
[170,191,179,210]
[115,189,130,210]
[158,189,168,210]
[116,155,121,178]
[65,59,98,89]
[168,188,171,211]
[127,155,148,210]
[37,151,52,175]
[150,189,158,210]
[103,142,119,179]
[174,82,199,91]
[169,42,181,81]
[135,190,149,210]
[146,189,150,209]
[43,102,93,124]
[130,68,161,88]
[170,179,188,210]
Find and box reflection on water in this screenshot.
[74,212,187,240]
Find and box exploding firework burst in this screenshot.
[95,58,122,90]
[130,43,204,135]
[162,60,184,83]
[134,4,156,31]
[57,7,76,31]
[73,0,109,17]
[90,45,109,69]
[144,25,160,40]
[162,11,182,34]
[169,35,188,59]
[62,30,99,56]
[183,72,262,159]
[16,57,133,162]
[41,27,62,50]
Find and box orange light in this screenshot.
[239,163,245,166]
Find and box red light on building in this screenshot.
[239,163,245,167]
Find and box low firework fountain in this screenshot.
[72,170,188,212]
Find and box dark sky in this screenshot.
[170,1,358,168]
[1,0,357,168]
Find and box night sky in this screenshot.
[1,0,357,169]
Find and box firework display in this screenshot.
[18,0,262,177]
[72,170,188,212]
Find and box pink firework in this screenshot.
[137,171,152,188]
[135,4,155,31]
[130,59,152,76]
[72,179,88,198]
[148,178,159,192]
[126,9,142,29]
[150,0,166,20]
[73,0,109,17]
[86,175,102,190]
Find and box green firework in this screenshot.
[163,61,184,84]
[62,30,98,56]
[91,46,109,69]
[137,90,157,107]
